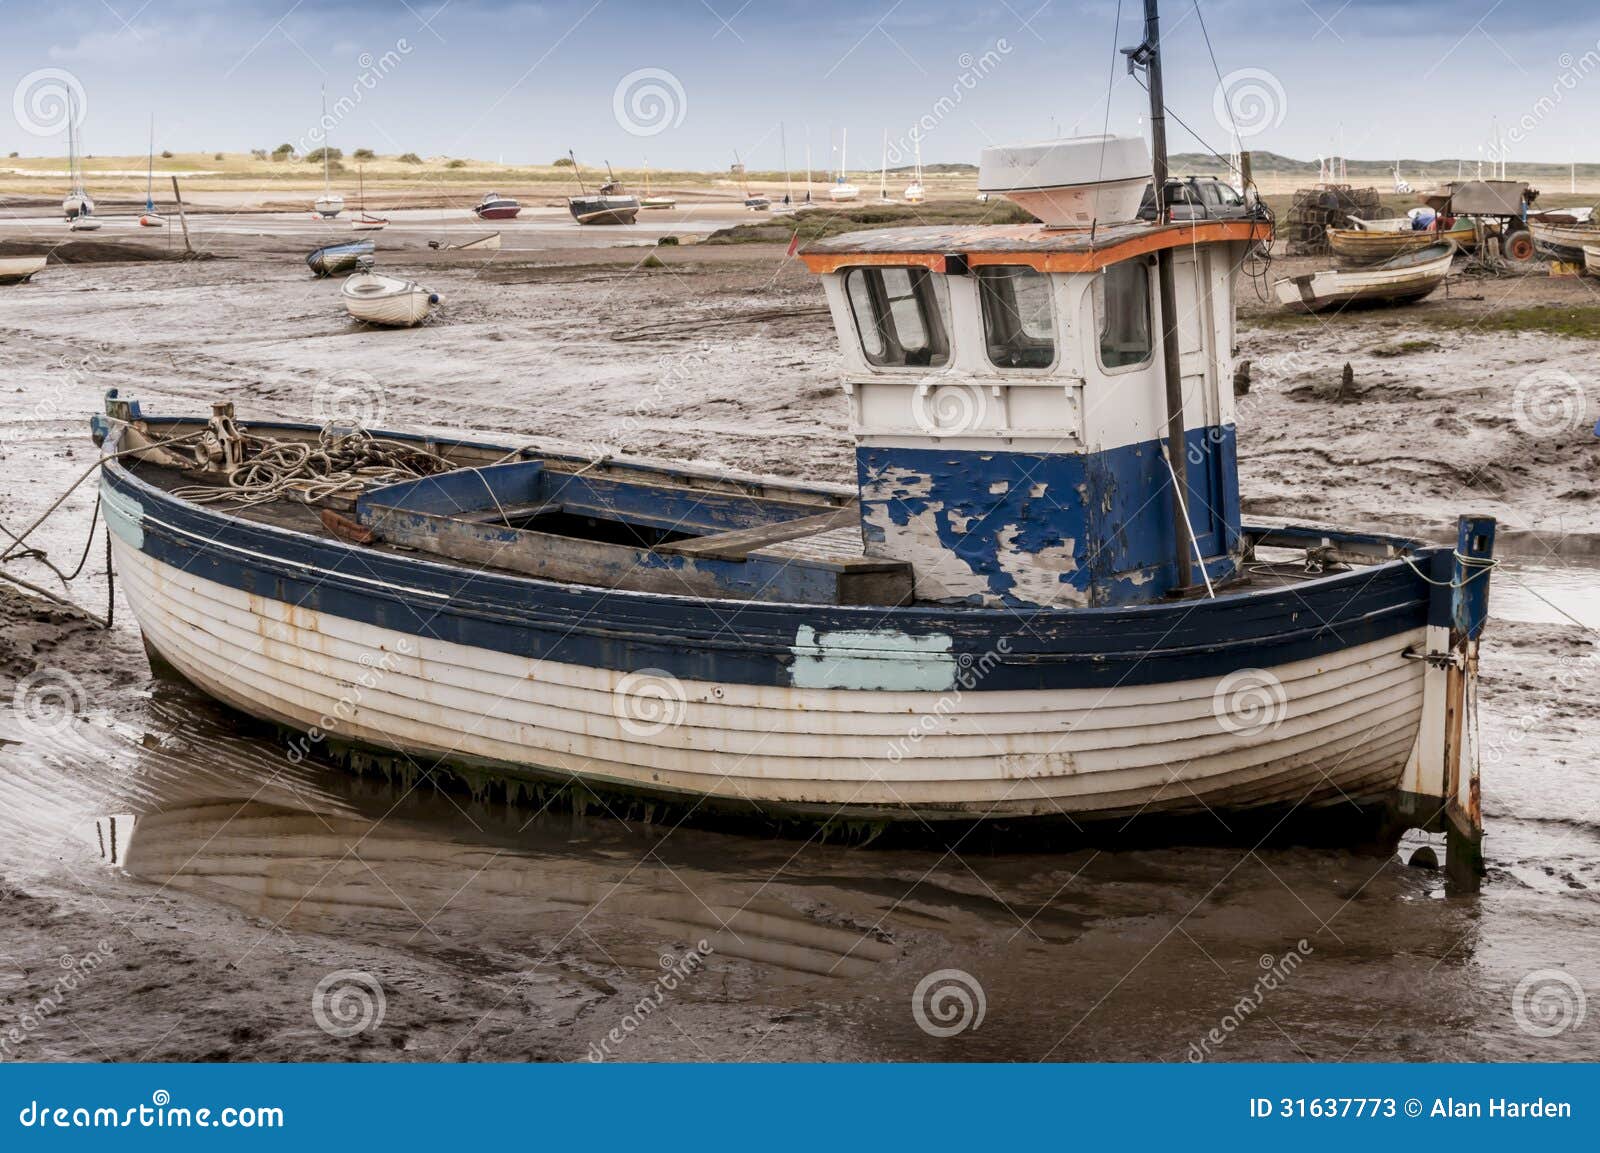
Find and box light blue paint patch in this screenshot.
[100,481,144,548]
[789,624,957,691]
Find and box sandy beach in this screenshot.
[1,207,1597,1062]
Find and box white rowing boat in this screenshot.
[340,272,441,327]
[1274,241,1455,312]
[0,255,47,285]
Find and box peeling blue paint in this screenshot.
[857,426,1241,607]
[789,624,957,690]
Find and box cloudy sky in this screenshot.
[4,0,1598,170]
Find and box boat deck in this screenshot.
[124,452,1403,609]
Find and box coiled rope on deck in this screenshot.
[168,426,454,508]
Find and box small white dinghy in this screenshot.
[1273,241,1456,313]
[0,255,48,285]
[69,216,103,232]
[341,272,441,327]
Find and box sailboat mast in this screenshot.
[321,85,331,194]
[1133,0,1195,591]
[804,128,813,202]
[146,114,155,209]
[568,150,589,196]
[781,123,793,202]
[879,129,888,198]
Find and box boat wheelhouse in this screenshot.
[801,214,1260,607]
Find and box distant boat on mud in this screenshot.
[565,152,639,225]
[473,193,521,220]
[305,238,374,277]
[341,271,441,327]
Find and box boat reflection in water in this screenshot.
[119,797,893,981]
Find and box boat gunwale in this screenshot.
[100,414,1442,625]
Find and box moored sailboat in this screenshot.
[61,89,95,222]
[312,86,344,219]
[829,127,859,201]
[139,115,165,227]
[639,159,675,209]
[351,166,388,232]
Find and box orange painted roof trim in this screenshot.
[800,219,1271,275]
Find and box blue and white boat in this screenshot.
[305,239,375,278]
[89,6,1495,880]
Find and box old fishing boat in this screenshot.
[91,2,1495,883]
[0,255,48,285]
[473,192,522,220]
[340,271,441,326]
[305,238,375,277]
[1327,220,1476,263]
[1274,241,1455,312]
[1529,219,1600,263]
[566,153,640,225]
[1582,244,1600,277]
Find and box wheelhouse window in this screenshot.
[844,266,951,368]
[976,265,1055,369]
[1093,259,1153,370]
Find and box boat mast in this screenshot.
[781,123,793,203]
[1126,0,1195,591]
[879,129,888,199]
[146,114,155,211]
[320,85,332,197]
[568,150,589,196]
[804,127,812,203]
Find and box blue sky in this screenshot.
[6,1,1600,170]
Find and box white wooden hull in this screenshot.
[1273,246,1454,311]
[112,536,1427,821]
[1582,244,1600,276]
[0,255,47,284]
[340,273,440,327]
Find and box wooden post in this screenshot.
[169,176,193,254]
[1445,514,1496,892]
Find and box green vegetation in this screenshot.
[1414,305,1600,340]
[641,254,665,269]
[271,143,294,160]
[397,152,422,164]
[445,158,467,169]
[352,148,376,161]
[304,147,342,164]
[704,199,1037,245]
[553,157,575,167]
[1370,339,1441,357]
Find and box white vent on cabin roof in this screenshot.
[977,134,1151,228]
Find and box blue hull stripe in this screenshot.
[101,444,1442,694]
